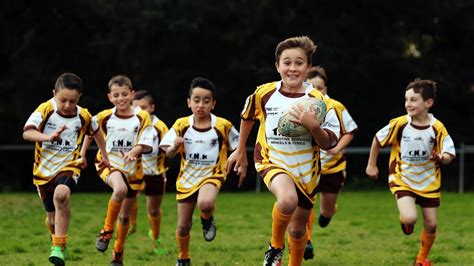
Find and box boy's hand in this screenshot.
[366,165,379,180]
[226,148,248,187]
[430,150,442,163]
[173,137,184,149]
[78,156,88,169]
[48,125,67,141]
[99,156,111,169]
[121,148,140,164]
[289,104,320,130]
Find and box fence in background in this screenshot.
[1,144,473,193]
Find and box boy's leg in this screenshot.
[49,178,75,265]
[113,197,135,256]
[97,172,128,252]
[269,174,297,249]
[318,192,339,227]
[146,175,166,241]
[304,209,315,260]
[197,184,219,241]
[176,199,196,261]
[45,213,55,235]
[416,207,437,263]
[288,207,311,266]
[396,194,418,235]
[128,197,138,236]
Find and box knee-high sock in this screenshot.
[306,209,315,241]
[113,221,129,252]
[148,211,162,240]
[104,199,122,232]
[288,231,308,266]
[176,231,190,259]
[416,229,436,261]
[130,200,138,227]
[271,202,292,249]
[45,216,55,235]
[52,234,67,249]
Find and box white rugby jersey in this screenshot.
[142,115,169,176]
[24,98,93,185]
[92,106,154,184]
[240,81,340,200]
[376,114,455,198]
[319,95,358,174]
[160,114,239,200]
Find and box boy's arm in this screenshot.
[23,125,67,142]
[164,137,184,159]
[326,133,354,155]
[93,129,110,168]
[430,151,454,165]
[226,119,254,187]
[366,137,381,180]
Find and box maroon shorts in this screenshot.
[395,190,440,207]
[37,172,77,212]
[144,174,166,196]
[316,171,345,193]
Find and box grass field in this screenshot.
[0,191,472,265]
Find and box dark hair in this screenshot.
[55,73,83,93]
[275,36,317,65]
[189,77,216,98]
[306,66,328,84]
[133,90,154,104]
[405,79,437,101]
[108,75,133,92]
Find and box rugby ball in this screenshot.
[277,97,327,137]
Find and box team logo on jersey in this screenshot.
[210,139,218,147]
[184,138,193,144]
[134,126,139,133]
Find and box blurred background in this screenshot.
[1,0,473,192]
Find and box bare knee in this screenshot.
[198,200,214,214]
[113,187,128,200]
[177,223,192,236]
[118,215,130,225]
[54,186,70,207]
[400,214,417,225]
[287,225,306,239]
[424,221,437,234]
[148,208,161,217]
[277,196,298,214]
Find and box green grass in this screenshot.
[0,191,472,265]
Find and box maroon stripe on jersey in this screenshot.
[389,158,397,175]
[33,175,50,181]
[395,122,408,144]
[260,89,276,120]
[181,125,190,137]
[389,181,400,188]
[278,89,305,98]
[101,114,112,135]
[254,143,264,163]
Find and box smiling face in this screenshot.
[405,88,433,118]
[53,87,81,116]
[108,84,134,114]
[275,48,310,91]
[187,87,215,119]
